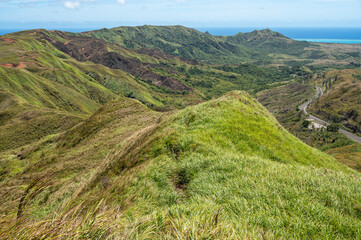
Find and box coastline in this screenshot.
[295,38,361,44]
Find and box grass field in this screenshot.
[1,27,361,239]
[1,92,361,239]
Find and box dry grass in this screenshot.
[327,144,361,171]
[1,92,361,239]
[0,97,162,218]
[309,69,361,136]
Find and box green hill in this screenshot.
[82,25,255,64]
[22,29,304,99]
[82,25,361,65]
[1,26,361,239]
[225,28,309,56]
[0,29,201,152]
[1,92,361,239]
[0,90,85,151]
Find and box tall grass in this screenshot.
[2,91,361,239]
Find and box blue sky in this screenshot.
[0,0,360,29]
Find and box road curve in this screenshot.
[299,86,361,144]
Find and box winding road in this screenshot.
[299,86,361,144]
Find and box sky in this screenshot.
[0,0,360,30]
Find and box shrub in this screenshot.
[327,123,341,132]
[302,120,310,128]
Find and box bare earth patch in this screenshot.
[0,62,27,69]
[2,38,15,43]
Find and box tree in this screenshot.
[302,120,310,128]
[327,123,341,132]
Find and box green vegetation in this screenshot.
[327,144,361,171]
[2,92,361,239]
[327,123,342,132]
[0,27,309,159]
[309,69,361,136]
[82,25,361,65]
[302,120,311,128]
[1,26,361,239]
[257,82,357,168]
[82,25,256,64]
[0,96,163,215]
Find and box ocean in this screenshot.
[196,27,361,44]
[1,27,361,44]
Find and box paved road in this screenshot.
[298,86,323,115]
[299,86,361,144]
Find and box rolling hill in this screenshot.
[2,92,361,239]
[1,25,361,239]
[82,25,361,65]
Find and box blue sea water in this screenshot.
[1,27,361,44]
[295,39,361,44]
[197,27,361,44]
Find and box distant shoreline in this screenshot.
[295,39,361,44]
[1,27,361,44]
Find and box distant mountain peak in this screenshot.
[247,28,288,39]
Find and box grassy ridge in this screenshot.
[0,92,85,152]
[0,28,304,158]
[2,92,360,239]
[80,92,361,239]
[1,27,361,239]
[82,25,361,66]
[0,96,163,216]
[82,25,254,64]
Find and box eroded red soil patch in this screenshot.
[0,64,14,68]
[2,38,15,43]
[0,61,27,69]
[17,62,27,68]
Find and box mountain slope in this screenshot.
[82,25,256,64]
[0,28,306,153]
[1,26,361,239]
[0,96,164,215]
[0,91,85,151]
[82,25,361,65]
[40,29,304,99]
[310,69,361,135]
[0,30,117,151]
[0,29,204,152]
[2,92,360,239]
[225,29,309,56]
[0,30,121,113]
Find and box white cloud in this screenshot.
[117,0,125,4]
[64,1,80,9]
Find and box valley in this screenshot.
[299,85,361,144]
[1,26,361,239]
